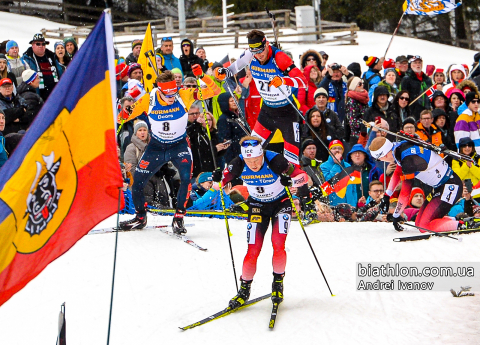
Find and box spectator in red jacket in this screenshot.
[298,65,322,114]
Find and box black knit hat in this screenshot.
[301,138,316,153]
[465,92,480,106]
[432,108,447,120]
[402,117,416,128]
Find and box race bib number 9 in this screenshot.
[277,213,291,235]
[246,223,257,244]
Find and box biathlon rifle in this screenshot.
[362,120,479,167]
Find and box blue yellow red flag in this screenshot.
[403,0,461,15]
[0,10,123,307]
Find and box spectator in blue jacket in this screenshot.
[346,144,383,204]
[155,37,182,75]
[320,140,357,206]
[361,55,384,91]
[187,172,234,210]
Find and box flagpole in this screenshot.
[383,10,406,60]
[106,188,122,345]
[408,83,437,106]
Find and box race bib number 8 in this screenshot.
[277,213,291,235]
[441,184,459,205]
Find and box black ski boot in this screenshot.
[271,272,285,304]
[228,278,252,310]
[172,210,187,235]
[118,214,147,230]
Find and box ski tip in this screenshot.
[393,238,401,242]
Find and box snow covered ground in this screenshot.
[1,11,479,344]
[0,213,479,345]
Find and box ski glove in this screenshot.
[212,167,223,183]
[214,67,231,81]
[379,194,390,213]
[269,76,285,88]
[192,64,204,78]
[280,174,293,187]
[387,214,404,232]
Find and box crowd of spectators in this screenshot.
[2,32,480,224]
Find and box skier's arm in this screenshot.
[226,50,254,75]
[269,154,308,187]
[221,157,244,185]
[275,51,307,89]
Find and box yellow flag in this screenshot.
[138,23,157,92]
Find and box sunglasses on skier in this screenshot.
[241,139,261,147]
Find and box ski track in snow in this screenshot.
[0,11,479,345]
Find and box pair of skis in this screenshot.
[180,294,281,330]
[88,224,207,251]
[393,227,480,242]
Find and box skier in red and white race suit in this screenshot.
[369,136,477,232]
[212,136,308,309]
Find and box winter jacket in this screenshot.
[125,52,138,65]
[368,80,398,107]
[6,55,29,85]
[0,93,28,135]
[415,122,443,147]
[345,90,369,141]
[187,184,234,210]
[346,144,382,200]
[301,107,343,162]
[124,135,149,172]
[319,74,347,122]
[22,47,63,101]
[297,65,320,114]
[443,64,467,96]
[188,122,222,177]
[364,87,400,136]
[362,68,381,90]
[154,49,182,74]
[179,39,204,78]
[454,107,480,153]
[399,69,433,119]
[217,95,245,164]
[452,152,480,186]
[0,131,7,168]
[300,155,326,188]
[320,156,356,207]
[16,81,44,121]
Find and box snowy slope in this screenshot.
[0,214,479,345]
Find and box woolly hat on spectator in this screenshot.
[6,40,18,52]
[446,88,465,101]
[364,56,379,67]
[116,63,128,81]
[197,172,212,184]
[329,139,343,150]
[132,39,143,50]
[134,120,148,134]
[314,87,328,99]
[458,137,474,148]
[432,108,447,120]
[128,63,142,77]
[379,118,390,130]
[301,138,316,153]
[171,68,182,75]
[465,92,479,106]
[409,187,425,206]
[402,117,416,128]
[383,58,395,69]
[21,69,38,84]
[29,33,49,45]
[347,62,361,78]
[0,78,13,86]
[54,41,65,51]
[348,77,362,91]
[0,54,6,62]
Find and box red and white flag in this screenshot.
[426,84,439,100]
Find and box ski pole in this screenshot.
[196,74,239,292]
[265,7,280,49]
[284,186,335,296]
[223,80,251,135]
[274,80,354,180]
[401,222,461,241]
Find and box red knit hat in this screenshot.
[409,187,425,206]
[329,139,344,150]
[116,63,128,81]
[364,56,379,67]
